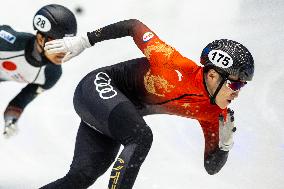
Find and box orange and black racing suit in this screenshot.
[41,19,229,189]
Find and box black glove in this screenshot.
[3,106,23,138]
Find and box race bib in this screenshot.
[208,50,233,68]
[33,15,51,32]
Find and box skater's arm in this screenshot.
[3,66,61,137]
[6,63,62,112]
[3,83,43,137]
[45,19,163,62]
[87,19,148,45]
[86,19,167,56]
[44,19,193,66]
[199,119,231,175]
[87,19,199,69]
[7,84,45,111]
[45,19,199,70]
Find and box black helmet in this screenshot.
[200,39,254,81]
[33,4,77,39]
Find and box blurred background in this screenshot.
[0,0,283,188]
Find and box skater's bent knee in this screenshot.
[137,125,153,146]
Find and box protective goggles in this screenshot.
[226,79,247,91]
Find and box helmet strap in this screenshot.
[204,67,230,105]
[210,76,227,104]
[39,34,49,60]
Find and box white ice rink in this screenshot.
[0,0,283,188]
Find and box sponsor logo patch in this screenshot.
[94,72,117,99]
[0,30,16,44]
[2,61,17,71]
[175,70,183,81]
[143,32,154,42]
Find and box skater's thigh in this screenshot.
[73,70,133,137]
[71,121,120,171]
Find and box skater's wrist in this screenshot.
[4,106,23,122]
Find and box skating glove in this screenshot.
[44,33,92,63]
[219,108,236,151]
[3,106,23,138]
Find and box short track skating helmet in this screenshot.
[33,4,77,39]
[200,39,254,81]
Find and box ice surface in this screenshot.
[0,0,283,188]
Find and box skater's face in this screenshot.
[205,69,246,109]
[36,33,66,65]
[215,76,241,109]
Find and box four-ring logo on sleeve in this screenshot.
[94,72,117,99]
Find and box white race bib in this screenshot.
[208,50,233,68]
[33,15,52,32]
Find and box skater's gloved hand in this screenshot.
[219,108,236,151]
[44,33,92,63]
[3,106,23,138]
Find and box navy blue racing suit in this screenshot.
[0,25,62,116]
